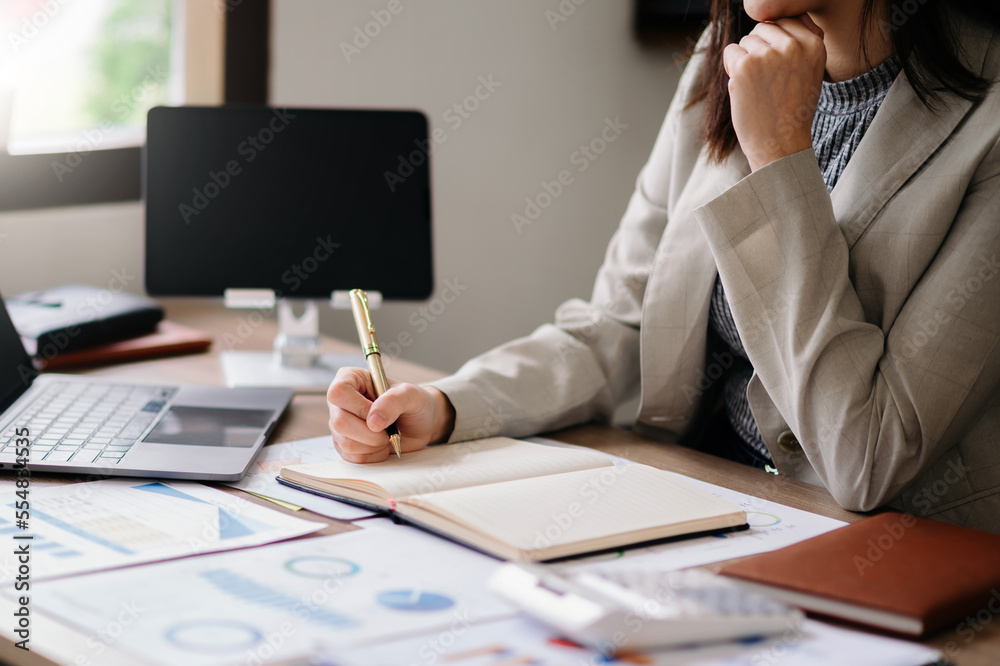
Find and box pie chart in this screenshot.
[284,556,360,579]
[745,511,781,527]
[376,589,455,611]
[165,619,262,653]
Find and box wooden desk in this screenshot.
[2,299,997,665]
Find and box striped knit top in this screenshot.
[707,55,903,464]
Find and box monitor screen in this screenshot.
[144,106,433,300]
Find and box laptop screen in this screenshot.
[0,291,37,415]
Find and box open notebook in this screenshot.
[279,437,747,561]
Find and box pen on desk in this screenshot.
[349,288,402,458]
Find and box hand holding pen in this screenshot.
[325,289,457,463]
[350,289,402,457]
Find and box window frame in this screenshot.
[0,0,270,213]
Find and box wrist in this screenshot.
[426,387,456,444]
[748,135,813,172]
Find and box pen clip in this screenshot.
[356,290,374,330]
[350,289,381,357]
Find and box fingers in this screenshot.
[326,368,435,463]
[329,405,390,454]
[730,19,826,95]
[329,402,387,445]
[367,383,429,432]
[327,367,376,421]
[772,17,825,55]
[327,366,389,461]
[723,43,747,77]
[748,21,796,50]
[738,34,771,57]
[747,20,821,54]
[751,18,825,60]
[332,429,391,464]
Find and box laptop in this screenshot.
[0,290,292,481]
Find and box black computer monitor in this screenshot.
[144,106,433,301]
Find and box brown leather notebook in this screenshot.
[720,512,1000,636]
[38,321,212,370]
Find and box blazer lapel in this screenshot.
[831,19,991,247]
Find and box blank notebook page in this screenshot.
[405,463,743,550]
[283,437,614,498]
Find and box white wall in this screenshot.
[271,0,685,373]
[0,202,145,297]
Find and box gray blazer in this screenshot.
[432,17,1000,532]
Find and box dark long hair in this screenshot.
[689,0,1000,163]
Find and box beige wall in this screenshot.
[0,202,145,297]
[0,1,688,377]
[271,0,686,373]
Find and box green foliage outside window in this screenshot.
[84,0,173,127]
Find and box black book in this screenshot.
[6,284,163,358]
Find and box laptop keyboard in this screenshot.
[0,382,176,465]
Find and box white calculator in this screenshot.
[488,564,803,652]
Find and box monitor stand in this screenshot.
[219,290,367,393]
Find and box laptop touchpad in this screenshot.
[143,406,273,448]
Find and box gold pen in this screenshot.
[349,288,402,458]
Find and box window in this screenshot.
[1,0,180,155]
[0,0,256,213]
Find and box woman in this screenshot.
[326,0,1000,532]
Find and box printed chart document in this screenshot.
[0,479,323,582]
[32,526,516,666]
[326,616,942,666]
[279,437,747,561]
[226,437,376,520]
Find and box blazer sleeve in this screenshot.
[695,146,1000,511]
